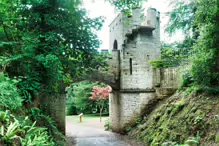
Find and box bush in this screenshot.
[0,111,56,146]
[0,73,23,111]
[0,74,66,145]
[29,108,66,145]
[180,69,193,88]
[104,118,110,131]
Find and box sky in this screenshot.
[82,0,184,50]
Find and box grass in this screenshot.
[66,114,109,125]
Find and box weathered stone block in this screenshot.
[156,88,177,99]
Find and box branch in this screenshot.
[2,25,10,41]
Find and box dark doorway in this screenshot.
[113,40,118,50]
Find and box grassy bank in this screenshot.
[128,92,219,145]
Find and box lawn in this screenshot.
[66,114,109,129]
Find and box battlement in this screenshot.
[140,8,160,30]
[109,7,160,51]
[109,8,160,33]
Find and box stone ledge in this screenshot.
[119,89,155,93]
[156,88,177,99]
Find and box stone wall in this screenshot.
[155,67,179,98]
[120,30,161,90]
[108,50,120,80]
[109,13,124,51]
[153,67,180,88]
[110,67,179,132]
[109,91,121,132]
[40,94,66,134]
[160,67,179,88]
[110,91,156,132]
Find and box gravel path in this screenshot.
[66,116,144,146]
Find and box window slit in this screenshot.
[129,58,132,75]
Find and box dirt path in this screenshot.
[66,116,144,146]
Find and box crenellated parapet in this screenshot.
[124,8,160,38]
[109,7,160,52]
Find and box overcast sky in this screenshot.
[82,0,183,50]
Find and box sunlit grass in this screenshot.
[66,114,109,124]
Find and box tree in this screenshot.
[189,0,219,91]
[0,0,145,103]
[166,0,219,92]
[0,0,106,103]
[108,0,144,11]
[66,81,108,114]
[89,86,111,122]
[166,0,196,36]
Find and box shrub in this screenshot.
[0,111,56,146]
[104,118,110,131]
[0,73,23,111]
[29,108,66,145]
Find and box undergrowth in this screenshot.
[128,92,219,146]
[0,73,66,145]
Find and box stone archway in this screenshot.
[39,69,120,134]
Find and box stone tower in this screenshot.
[109,8,161,132]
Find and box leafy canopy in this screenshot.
[0,0,106,102]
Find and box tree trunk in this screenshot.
[99,106,103,122]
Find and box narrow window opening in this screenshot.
[113,40,118,50]
[129,58,132,75]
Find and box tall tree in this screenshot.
[166,0,196,36]
[190,0,219,91]
[0,0,106,102]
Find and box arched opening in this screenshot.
[65,80,112,139]
[113,40,118,50]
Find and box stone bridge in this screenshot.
[40,8,179,134]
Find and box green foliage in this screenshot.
[162,132,200,146]
[166,0,196,36]
[179,69,195,90]
[165,0,219,93]
[182,0,219,93]
[29,108,66,145]
[0,110,58,146]
[128,92,219,145]
[0,73,22,111]
[108,0,145,11]
[104,118,110,131]
[0,75,65,145]
[0,0,148,145]
[151,36,196,69]
[125,126,132,133]
[0,0,107,103]
[150,44,185,68]
[20,126,55,146]
[66,81,109,114]
[0,120,21,145]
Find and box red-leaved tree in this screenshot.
[89,86,111,122]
